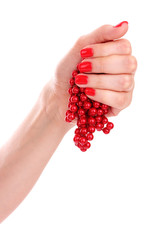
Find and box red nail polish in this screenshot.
[114,21,128,28]
[85,88,95,96]
[75,75,88,84]
[78,62,92,73]
[80,48,94,58]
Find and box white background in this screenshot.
[0,0,161,239]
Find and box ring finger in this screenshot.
[77,55,137,74]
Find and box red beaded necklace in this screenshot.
[65,66,114,152]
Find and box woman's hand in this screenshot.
[42,21,137,127]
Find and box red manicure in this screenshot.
[80,48,94,58]
[85,88,95,96]
[78,62,92,73]
[114,21,128,28]
[75,75,88,84]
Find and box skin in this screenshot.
[0,22,137,223]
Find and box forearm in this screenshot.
[0,79,71,223]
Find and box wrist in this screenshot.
[38,78,73,135]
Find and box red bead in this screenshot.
[66,110,71,116]
[102,128,110,134]
[72,70,78,77]
[107,122,114,130]
[79,87,85,93]
[68,87,73,95]
[75,128,80,134]
[102,116,108,124]
[88,126,95,133]
[65,116,72,122]
[80,127,88,135]
[87,133,94,141]
[95,123,104,131]
[103,109,109,114]
[73,134,80,143]
[77,101,83,107]
[88,117,96,125]
[72,86,80,94]
[79,136,87,145]
[95,116,102,123]
[97,108,104,116]
[70,104,78,112]
[80,147,87,152]
[80,93,87,101]
[71,95,79,103]
[83,101,92,109]
[68,113,75,121]
[84,141,91,149]
[69,78,75,86]
[101,104,109,110]
[93,101,100,108]
[78,108,85,116]
[81,124,86,128]
[79,117,87,125]
[88,107,97,116]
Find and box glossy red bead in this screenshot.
[68,113,75,121]
[70,104,78,112]
[83,101,92,109]
[102,128,110,134]
[80,93,88,101]
[78,108,85,116]
[88,126,95,133]
[73,134,80,143]
[84,141,91,149]
[79,136,87,145]
[102,116,108,124]
[101,104,109,110]
[68,87,73,95]
[95,123,104,131]
[88,107,97,116]
[71,95,79,103]
[66,110,71,116]
[103,109,109,114]
[95,116,102,123]
[87,133,94,141]
[72,70,79,77]
[69,78,75,86]
[72,86,80,94]
[79,87,85,93]
[75,128,80,134]
[93,101,100,108]
[107,122,114,130]
[80,147,87,152]
[80,127,88,135]
[97,108,104,116]
[79,117,87,125]
[88,117,96,125]
[77,101,83,107]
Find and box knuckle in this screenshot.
[126,56,137,72]
[116,94,127,109]
[119,39,132,54]
[75,35,86,48]
[120,75,133,91]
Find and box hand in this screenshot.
[42,22,137,127]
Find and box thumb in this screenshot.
[75,21,128,48]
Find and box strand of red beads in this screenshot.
[65,66,114,152]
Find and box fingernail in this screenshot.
[80,48,94,58]
[75,75,88,84]
[113,21,128,28]
[78,62,92,73]
[85,88,95,96]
